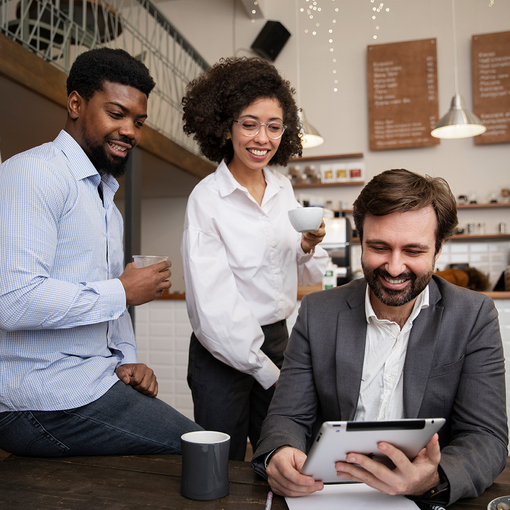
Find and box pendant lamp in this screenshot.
[431,0,486,139]
[299,109,325,148]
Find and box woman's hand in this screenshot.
[301,221,326,253]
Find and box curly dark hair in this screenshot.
[353,169,458,254]
[67,48,155,100]
[182,57,302,166]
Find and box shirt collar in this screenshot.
[53,130,119,193]
[365,281,430,324]
[215,159,283,200]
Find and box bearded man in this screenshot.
[252,169,508,507]
[0,48,201,456]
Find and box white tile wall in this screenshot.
[135,296,510,438]
[497,301,510,437]
[135,300,194,420]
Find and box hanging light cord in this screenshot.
[451,0,459,97]
[295,0,301,106]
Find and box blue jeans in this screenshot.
[0,381,202,456]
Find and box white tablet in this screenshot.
[301,418,445,484]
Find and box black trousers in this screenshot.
[187,320,288,461]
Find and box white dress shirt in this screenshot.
[181,160,328,390]
[354,285,430,421]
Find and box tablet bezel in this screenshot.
[301,418,445,484]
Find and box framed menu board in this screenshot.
[472,31,510,145]
[367,39,440,151]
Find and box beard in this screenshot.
[362,261,434,307]
[87,140,130,178]
[82,128,132,178]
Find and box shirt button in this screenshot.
[110,312,114,317]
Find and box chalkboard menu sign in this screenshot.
[472,31,510,145]
[367,39,440,151]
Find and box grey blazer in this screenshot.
[252,276,508,505]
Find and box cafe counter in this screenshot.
[158,289,510,300]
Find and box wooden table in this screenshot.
[0,453,508,509]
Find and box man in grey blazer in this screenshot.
[252,169,508,507]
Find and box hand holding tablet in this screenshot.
[301,418,445,484]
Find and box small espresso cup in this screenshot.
[180,431,230,501]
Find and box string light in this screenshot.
[298,0,393,91]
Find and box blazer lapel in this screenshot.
[335,282,367,421]
[403,280,444,417]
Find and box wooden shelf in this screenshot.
[292,181,364,189]
[351,234,510,243]
[290,153,363,163]
[325,200,510,219]
[457,202,510,210]
[449,233,510,240]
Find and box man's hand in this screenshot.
[115,363,158,397]
[334,434,442,497]
[266,446,324,497]
[301,221,326,253]
[118,260,172,306]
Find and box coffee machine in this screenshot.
[322,213,352,286]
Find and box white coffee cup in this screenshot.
[288,207,323,233]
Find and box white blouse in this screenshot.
[181,160,328,390]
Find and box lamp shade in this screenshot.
[299,109,325,148]
[431,94,486,139]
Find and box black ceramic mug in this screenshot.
[180,431,230,501]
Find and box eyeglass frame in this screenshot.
[233,118,286,140]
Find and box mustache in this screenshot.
[374,267,415,281]
[109,135,135,148]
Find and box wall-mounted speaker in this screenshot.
[251,21,291,62]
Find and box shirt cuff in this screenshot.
[89,278,127,322]
[297,241,315,264]
[117,345,138,365]
[252,357,280,390]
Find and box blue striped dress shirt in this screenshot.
[0,130,135,412]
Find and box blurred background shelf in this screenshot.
[292,181,364,189]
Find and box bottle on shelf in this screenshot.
[323,259,338,290]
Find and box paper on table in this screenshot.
[285,483,419,510]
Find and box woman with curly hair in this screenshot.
[180,57,328,460]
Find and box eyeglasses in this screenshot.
[234,118,286,140]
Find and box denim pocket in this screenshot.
[0,411,70,456]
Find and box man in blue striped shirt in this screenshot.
[0,48,201,456]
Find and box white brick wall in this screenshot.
[135,299,194,420]
[135,297,510,441]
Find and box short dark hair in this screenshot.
[66,48,155,100]
[353,169,458,254]
[181,56,302,166]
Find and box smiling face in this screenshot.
[361,206,442,316]
[227,97,283,176]
[66,80,148,177]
